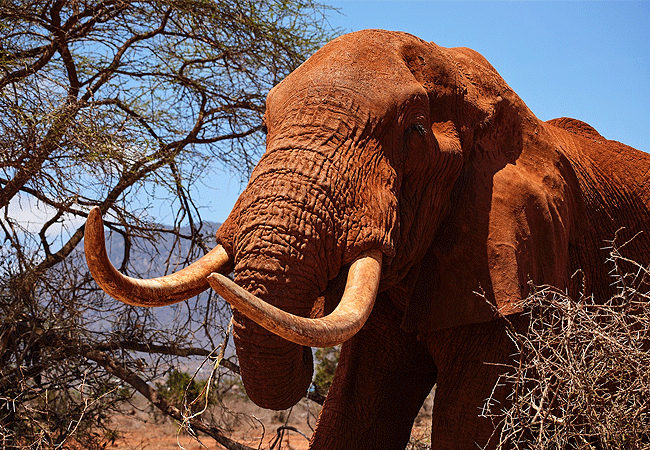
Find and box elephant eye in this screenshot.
[407,123,426,136]
[260,123,268,135]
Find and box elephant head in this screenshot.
[85,30,585,410]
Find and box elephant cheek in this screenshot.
[232,312,314,410]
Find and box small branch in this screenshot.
[0,42,58,90]
[306,389,325,406]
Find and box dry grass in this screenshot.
[484,238,650,449]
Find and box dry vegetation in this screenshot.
[484,236,650,449]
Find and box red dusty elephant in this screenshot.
[84,30,650,449]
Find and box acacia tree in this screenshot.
[0,1,336,447]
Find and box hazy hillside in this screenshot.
[89,221,230,373]
[103,221,222,278]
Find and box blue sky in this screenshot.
[325,1,649,149]
[207,1,650,223]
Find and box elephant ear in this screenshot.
[404,98,584,332]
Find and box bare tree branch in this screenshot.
[79,345,256,450]
[0,0,337,446]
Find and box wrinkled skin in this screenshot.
[88,29,650,449]
[214,30,650,449]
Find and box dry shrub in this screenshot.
[485,237,650,449]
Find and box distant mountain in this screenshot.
[95,221,229,355]
[104,222,222,278]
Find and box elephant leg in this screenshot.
[425,315,526,450]
[309,295,437,450]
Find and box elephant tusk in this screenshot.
[84,206,233,307]
[207,249,383,347]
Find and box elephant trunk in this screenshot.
[225,218,331,409]
[216,159,346,409]
[232,316,313,409]
[229,281,315,410]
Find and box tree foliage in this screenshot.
[313,346,339,396]
[0,1,337,447]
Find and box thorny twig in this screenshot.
[483,238,650,450]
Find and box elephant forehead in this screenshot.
[267,32,430,112]
[299,30,421,82]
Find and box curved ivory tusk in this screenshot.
[84,206,233,307]
[207,249,382,347]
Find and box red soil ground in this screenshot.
[108,391,433,449]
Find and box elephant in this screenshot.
[84,29,650,449]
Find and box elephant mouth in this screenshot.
[84,206,383,347]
